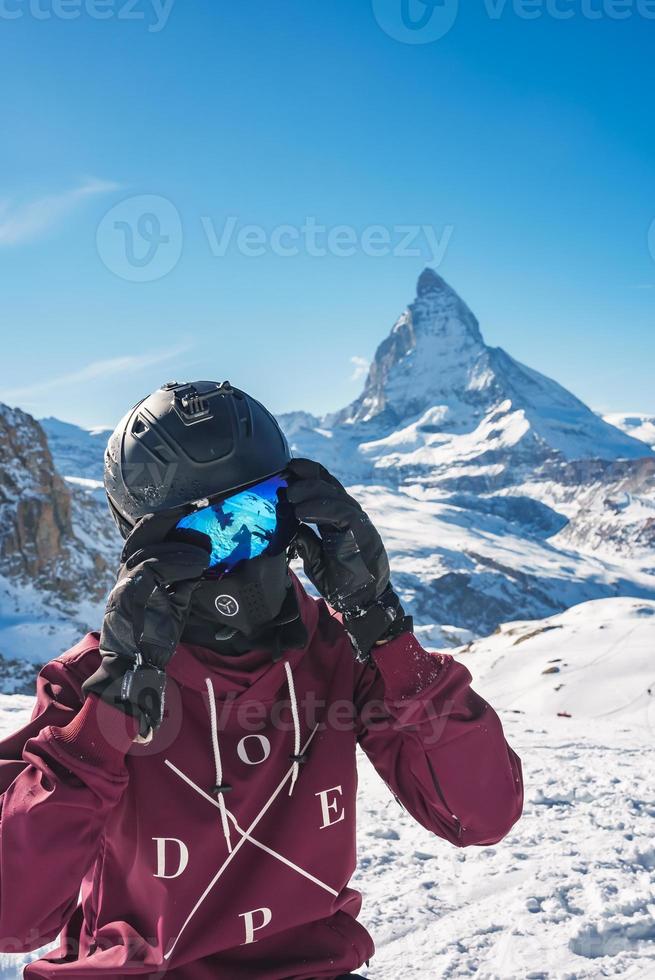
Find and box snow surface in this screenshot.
[0,597,653,979]
[354,714,654,979]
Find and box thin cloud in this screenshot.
[1,346,190,403]
[0,178,120,246]
[350,355,370,381]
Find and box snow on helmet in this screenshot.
[104,380,291,538]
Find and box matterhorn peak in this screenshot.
[332,270,653,464]
[416,266,448,297]
[336,268,488,427]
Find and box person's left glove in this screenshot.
[286,458,412,662]
[83,513,212,741]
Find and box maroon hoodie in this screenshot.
[0,574,523,979]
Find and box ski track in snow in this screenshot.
[0,704,653,978]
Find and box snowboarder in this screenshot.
[0,380,523,978]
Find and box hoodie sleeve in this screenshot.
[0,648,138,952]
[353,630,523,847]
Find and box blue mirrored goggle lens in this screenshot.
[175,475,290,571]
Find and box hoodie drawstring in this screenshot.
[284,661,303,797]
[205,678,233,853]
[204,659,304,843]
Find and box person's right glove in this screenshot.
[83,513,212,741]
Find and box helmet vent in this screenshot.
[132,416,149,437]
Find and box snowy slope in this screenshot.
[353,711,655,979]
[1,597,653,979]
[456,596,655,724]
[355,597,655,978]
[513,459,655,563]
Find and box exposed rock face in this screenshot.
[0,404,113,673]
[0,404,73,580]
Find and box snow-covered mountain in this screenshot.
[278,270,655,630]
[349,482,655,641]
[278,273,655,574]
[40,416,110,484]
[282,269,651,489]
[340,268,648,456]
[604,412,655,452]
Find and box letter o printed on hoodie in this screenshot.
[237,734,272,765]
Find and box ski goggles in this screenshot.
[174,474,297,574]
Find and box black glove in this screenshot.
[83,513,212,740]
[286,458,412,662]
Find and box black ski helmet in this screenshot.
[104,380,292,538]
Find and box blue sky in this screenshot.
[0,0,653,428]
